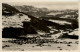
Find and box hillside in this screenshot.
[2,3,19,16]
[2,3,51,38]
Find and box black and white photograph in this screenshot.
[2,2,79,51]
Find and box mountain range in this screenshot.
[2,3,78,38]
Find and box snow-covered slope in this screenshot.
[2,13,31,28]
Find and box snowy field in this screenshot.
[2,38,79,51]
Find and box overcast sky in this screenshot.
[4,2,78,10]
